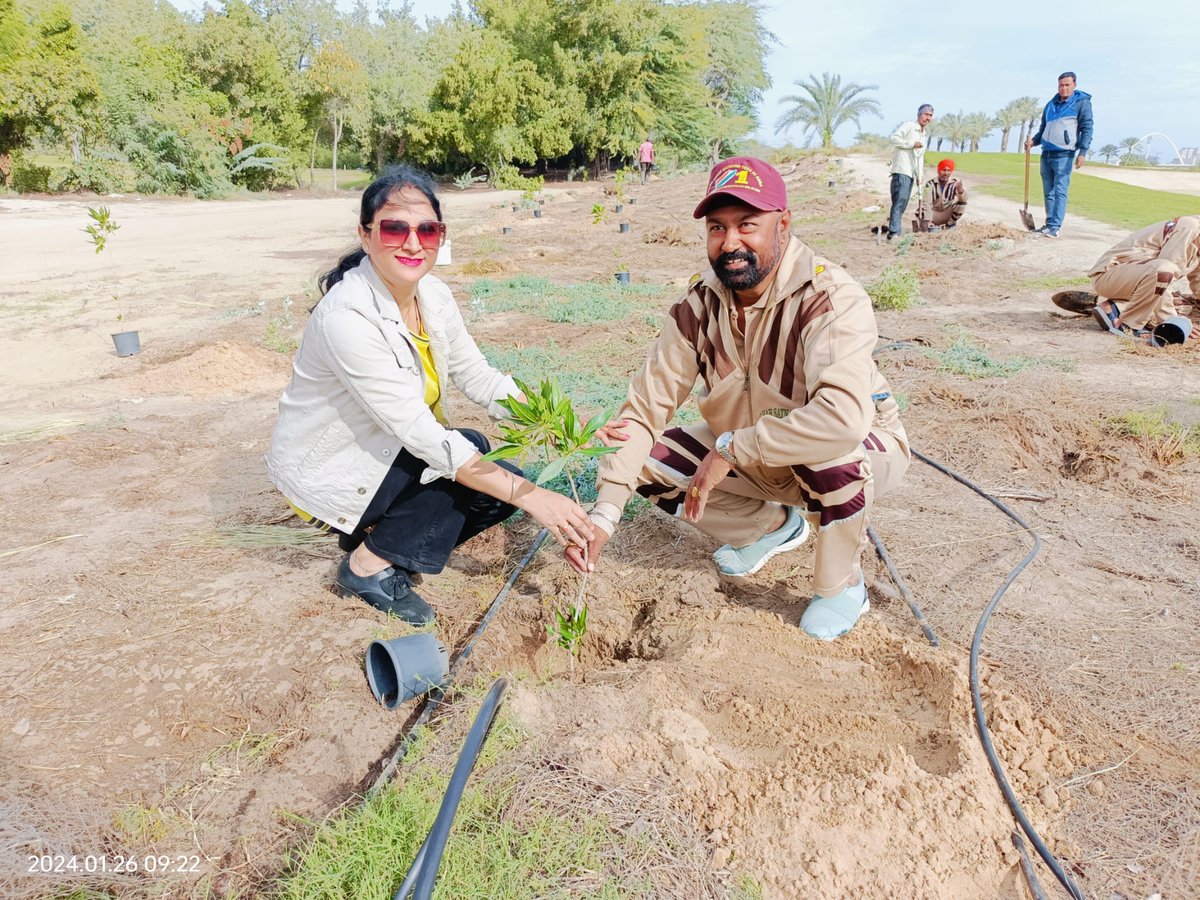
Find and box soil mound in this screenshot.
[503,555,1075,899]
[128,341,291,398]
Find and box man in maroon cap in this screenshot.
[564,157,910,641]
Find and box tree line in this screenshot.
[0,0,772,196]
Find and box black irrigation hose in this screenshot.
[392,677,510,900]
[911,448,1084,900]
[868,525,939,647]
[369,528,550,796]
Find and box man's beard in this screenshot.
[712,242,779,291]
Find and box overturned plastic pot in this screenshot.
[111,330,141,357]
[1151,315,1192,346]
[365,632,449,710]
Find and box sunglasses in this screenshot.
[372,219,447,249]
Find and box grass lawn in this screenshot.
[306,167,372,191]
[930,152,1200,230]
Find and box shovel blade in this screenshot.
[1020,209,1037,231]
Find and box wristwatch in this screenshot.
[714,431,738,467]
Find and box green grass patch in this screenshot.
[481,341,633,412]
[932,152,1200,230]
[306,168,372,191]
[866,264,920,311]
[1018,273,1092,291]
[929,331,1074,379]
[1106,406,1200,458]
[272,704,716,898]
[469,275,670,325]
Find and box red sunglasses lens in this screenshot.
[377,220,444,249]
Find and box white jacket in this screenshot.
[265,258,518,531]
[889,120,927,182]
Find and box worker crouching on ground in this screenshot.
[1088,216,1200,342]
[925,159,967,228]
[266,166,597,625]
[565,157,911,641]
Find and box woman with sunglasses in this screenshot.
[266,166,596,624]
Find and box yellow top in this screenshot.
[409,328,442,417]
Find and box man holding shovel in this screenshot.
[1025,72,1093,238]
[565,157,910,641]
[884,104,933,240]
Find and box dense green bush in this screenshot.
[11,159,52,193]
[491,165,544,193]
[49,156,136,194]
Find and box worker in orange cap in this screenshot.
[924,159,968,228]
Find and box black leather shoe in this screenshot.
[334,558,435,625]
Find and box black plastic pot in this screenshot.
[618,222,630,233]
[365,633,449,710]
[533,209,542,218]
[501,226,511,234]
[614,271,630,285]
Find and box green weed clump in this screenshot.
[480,341,632,412]
[272,712,644,899]
[1106,406,1200,462]
[929,331,1074,380]
[470,275,669,325]
[866,264,920,311]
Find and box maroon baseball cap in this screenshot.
[692,156,788,219]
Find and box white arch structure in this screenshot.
[1131,132,1185,165]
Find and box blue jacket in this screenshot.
[1032,90,1093,156]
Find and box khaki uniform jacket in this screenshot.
[266,258,518,531]
[1088,216,1200,295]
[595,238,903,512]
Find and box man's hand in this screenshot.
[1075,154,1086,170]
[593,417,630,447]
[683,450,732,522]
[913,141,923,149]
[1025,137,1034,151]
[564,528,610,574]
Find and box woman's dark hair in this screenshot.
[316,165,443,298]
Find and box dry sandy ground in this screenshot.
[1,156,1198,899]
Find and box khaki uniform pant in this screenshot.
[634,423,910,596]
[1090,259,1181,330]
[930,203,965,227]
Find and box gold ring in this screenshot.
[690,486,700,498]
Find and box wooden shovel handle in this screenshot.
[1024,146,1030,207]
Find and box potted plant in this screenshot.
[84,206,140,357]
[613,247,630,285]
[483,378,618,677]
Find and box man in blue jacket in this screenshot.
[1025,72,1092,238]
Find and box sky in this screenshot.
[165,0,1200,160]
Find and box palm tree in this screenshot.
[1013,96,1041,149]
[994,99,1026,153]
[1119,136,1142,162]
[963,111,994,152]
[1097,143,1119,165]
[775,72,881,149]
[937,112,968,153]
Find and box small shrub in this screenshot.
[52,156,137,194]
[1106,406,1200,463]
[866,264,920,311]
[492,165,543,193]
[11,158,52,193]
[928,331,1074,380]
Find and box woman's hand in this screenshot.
[517,486,595,550]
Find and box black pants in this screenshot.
[337,429,522,574]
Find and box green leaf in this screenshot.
[481,444,524,462]
[578,445,619,457]
[536,455,568,485]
